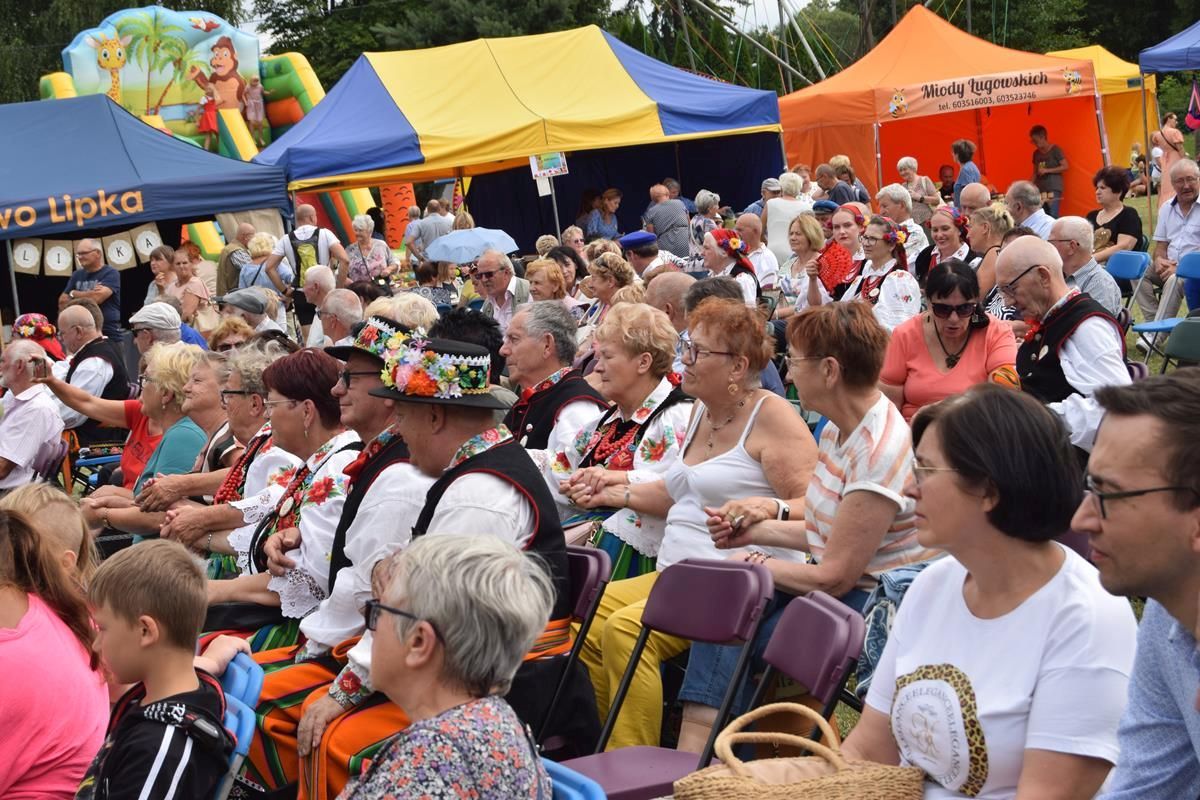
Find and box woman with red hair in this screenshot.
[206,349,361,651]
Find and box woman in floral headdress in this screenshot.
[12,313,65,361]
[206,348,361,651]
[840,215,922,332]
[702,227,760,305]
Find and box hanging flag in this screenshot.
[1186,80,1200,131]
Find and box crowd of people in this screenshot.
[4,137,1200,800]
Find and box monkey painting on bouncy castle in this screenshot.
[188,36,246,111]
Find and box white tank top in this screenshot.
[660,395,802,570]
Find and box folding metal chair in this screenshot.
[744,592,865,744]
[1132,252,1200,362]
[536,546,613,745]
[1159,317,1200,373]
[214,695,256,800]
[562,559,774,800]
[543,758,606,800]
[1103,250,1149,310]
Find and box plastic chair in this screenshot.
[214,695,256,800]
[544,758,606,800]
[467,297,485,311]
[562,559,774,800]
[1132,252,1200,360]
[219,652,265,708]
[1159,317,1200,373]
[536,547,613,744]
[1104,250,1149,309]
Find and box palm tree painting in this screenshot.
[153,37,208,114]
[116,9,182,115]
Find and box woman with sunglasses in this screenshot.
[841,386,1136,800]
[840,215,922,332]
[207,348,361,650]
[880,260,1020,421]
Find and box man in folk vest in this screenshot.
[235,316,435,799]
[54,300,130,444]
[997,236,1130,451]
[500,302,607,450]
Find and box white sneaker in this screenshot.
[1135,334,1154,354]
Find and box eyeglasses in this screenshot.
[136,373,154,388]
[1083,474,1199,519]
[785,354,826,371]
[131,327,150,335]
[1046,239,1077,246]
[997,264,1043,297]
[473,269,502,280]
[262,398,298,417]
[339,370,378,389]
[859,235,881,246]
[911,458,958,485]
[76,249,100,256]
[219,389,253,407]
[680,339,735,363]
[362,599,438,638]
[216,340,245,352]
[929,302,977,319]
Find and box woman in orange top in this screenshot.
[879,259,1019,421]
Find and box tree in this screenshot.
[0,0,242,105]
[370,0,610,52]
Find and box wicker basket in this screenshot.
[673,702,926,800]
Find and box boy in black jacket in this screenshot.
[76,540,232,800]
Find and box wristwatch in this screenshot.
[775,499,790,521]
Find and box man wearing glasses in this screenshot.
[475,249,530,335]
[995,235,1128,453]
[58,238,122,339]
[1074,371,1200,798]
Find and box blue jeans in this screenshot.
[678,588,870,714]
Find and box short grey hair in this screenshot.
[694,189,721,214]
[200,350,233,385]
[149,327,181,345]
[1171,158,1200,179]
[876,183,913,211]
[7,339,42,368]
[383,533,554,696]
[303,264,336,292]
[322,288,363,326]
[520,301,578,365]
[364,294,439,330]
[479,249,514,274]
[1007,180,1043,209]
[896,156,918,172]
[351,214,374,234]
[778,172,804,196]
[1055,216,1095,251]
[560,225,583,243]
[227,340,286,396]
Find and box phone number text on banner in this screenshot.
[879,66,1095,121]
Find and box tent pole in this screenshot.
[674,1,697,72]
[778,0,793,94]
[549,176,563,239]
[873,122,883,196]
[781,0,826,79]
[1093,83,1111,168]
[1141,72,1157,231]
[4,239,19,319]
[686,0,810,84]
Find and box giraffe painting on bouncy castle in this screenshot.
[86,32,132,105]
[188,35,246,111]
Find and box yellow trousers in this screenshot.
[579,571,689,751]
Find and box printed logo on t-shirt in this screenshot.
[892,663,988,796]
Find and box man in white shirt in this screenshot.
[1135,159,1200,340]
[875,183,930,265]
[0,340,65,489]
[476,249,530,334]
[997,236,1129,451]
[1005,180,1055,239]
[264,204,348,337]
[733,213,780,289]
[318,288,363,347]
[53,302,128,440]
[499,303,607,450]
[216,288,284,334]
[1050,216,1124,316]
[301,264,336,347]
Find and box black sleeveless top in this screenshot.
[411,440,571,619]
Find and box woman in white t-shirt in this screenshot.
[840,385,1137,799]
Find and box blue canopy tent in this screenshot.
[255,26,783,249]
[1138,21,1200,224]
[0,94,289,317]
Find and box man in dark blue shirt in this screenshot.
[59,238,122,339]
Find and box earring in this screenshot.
[727,382,739,397]
[304,424,310,440]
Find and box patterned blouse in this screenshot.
[534,377,692,558]
[337,695,550,800]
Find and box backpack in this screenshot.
[288,227,322,286]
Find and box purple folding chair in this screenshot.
[535,546,613,745]
[744,592,866,744]
[563,559,774,800]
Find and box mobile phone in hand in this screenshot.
[29,356,48,380]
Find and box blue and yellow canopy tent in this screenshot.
[255,26,784,246]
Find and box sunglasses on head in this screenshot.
[930,302,977,319]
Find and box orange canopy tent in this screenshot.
[780,6,1107,217]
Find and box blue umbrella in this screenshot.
[424,228,519,264]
